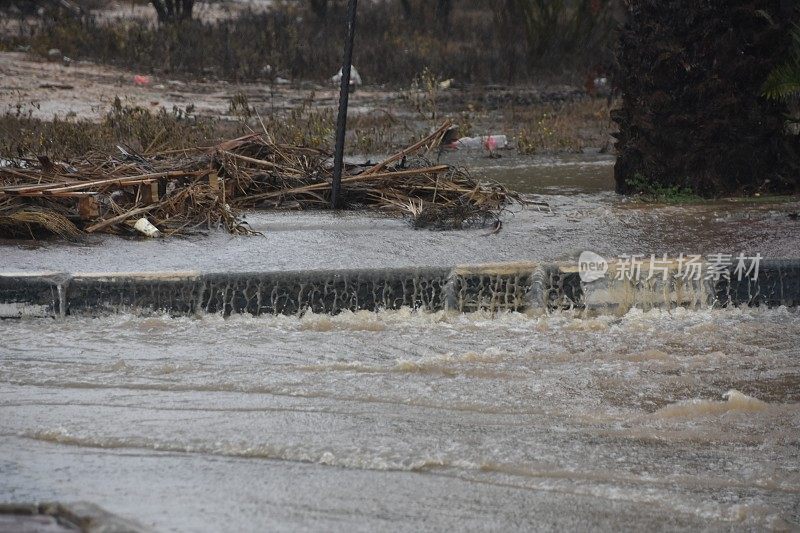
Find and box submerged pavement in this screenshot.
[0,502,149,532]
[2,201,799,274]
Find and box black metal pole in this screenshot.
[331,0,358,210]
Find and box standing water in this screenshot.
[1,307,799,531]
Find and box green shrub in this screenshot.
[6,1,618,85]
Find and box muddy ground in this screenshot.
[91,0,274,24]
[0,50,615,155]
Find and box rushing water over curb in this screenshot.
[2,259,799,318]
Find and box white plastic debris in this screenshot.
[133,217,161,238]
[454,135,508,151]
[331,66,362,87]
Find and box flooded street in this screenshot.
[1,307,799,530]
[1,134,798,531]
[2,0,799,530]
[1,152,798,531]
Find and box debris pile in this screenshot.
[0,122,517,239]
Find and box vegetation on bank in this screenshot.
[1,93,440,161]
[1,0,619,85]
[0,104,365,163]
[1,100,237,161]
[623,173,698,203]
[1,91,616,163]
[0,1,618,160]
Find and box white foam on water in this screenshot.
[23,427,453,473]
[654,390,771,419]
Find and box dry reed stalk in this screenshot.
[0,121,518,239]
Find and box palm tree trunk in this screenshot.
[613,0,799,196]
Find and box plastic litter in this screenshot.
[453,135,508,151]
[133,75,151,87]
[133,218,161,238]
[331,66,362,87]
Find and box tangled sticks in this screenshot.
[0,122,517,239]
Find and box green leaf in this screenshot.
[762,62,800,101]
[762,24,800,101]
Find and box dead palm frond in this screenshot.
[0,121,520,239]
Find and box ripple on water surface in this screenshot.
[1,307,799,530]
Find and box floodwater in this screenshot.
[1,155,799,531]
[1,307,799,531]
[2,153,799,274]
[442,151,619,195]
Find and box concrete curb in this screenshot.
[1,260,798,318]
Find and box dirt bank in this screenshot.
[0,51,615,154]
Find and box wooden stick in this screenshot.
[213,133,263,152]
[8,170,207,195]
[355,165,450,181]
[360,120,451,176]
[221,151,301,176]
[47,191,99,197]
[240,165,450,201]
[1,183,56,194]
[85,205,157,234]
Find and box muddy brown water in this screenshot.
[1,308,799,531]
[1,155,799,531]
